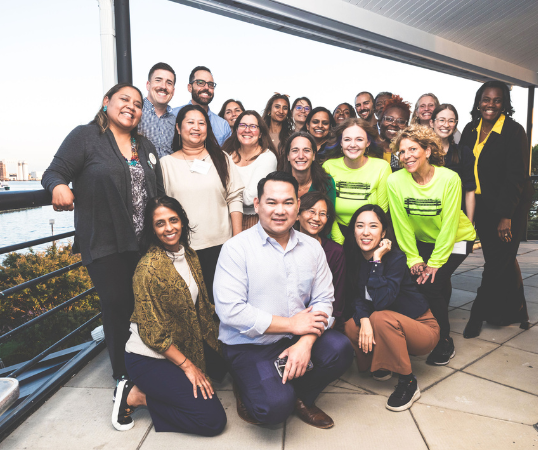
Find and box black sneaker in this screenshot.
[386,377,420,412]
[112,379,136,431]
[426,337,455,366]
[372,369,392,381]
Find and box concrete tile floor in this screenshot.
[4,246,538,449]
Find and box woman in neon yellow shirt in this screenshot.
[388,125,476,366]
[323,118,391,245]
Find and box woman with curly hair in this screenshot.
[460,81,533,338]
[262,93,294,157]
[378,96,412,170]
[323,118,391,245]
[387,125,476,366]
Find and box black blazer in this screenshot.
[460,116,533,220]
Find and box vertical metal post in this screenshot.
[525,86,535,241]
[114,0,133,84]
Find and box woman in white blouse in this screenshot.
[160,104,244,303]
[222,110,278,229]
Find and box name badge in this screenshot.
[191,158,211,175]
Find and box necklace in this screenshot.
[124,137,139,167]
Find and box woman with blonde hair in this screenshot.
[411,93,440,126]
[387,125,476,366]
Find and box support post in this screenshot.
[97,0,117,95]
[525,86,535,241]
[114,0,133,84]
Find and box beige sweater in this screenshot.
[160,152,244,250]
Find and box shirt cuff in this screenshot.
[240,310,273,338]
[228,200,244,214]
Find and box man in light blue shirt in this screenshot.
[214,171,353,429]
[172,66,231,146]
[138,63,177,158]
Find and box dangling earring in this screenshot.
[103,106,107,112]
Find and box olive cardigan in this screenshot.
[131,245,220,373]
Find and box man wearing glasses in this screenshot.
[172,66,232,146]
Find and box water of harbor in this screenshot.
[0,181,74,257]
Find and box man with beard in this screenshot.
[139,63,177,158]
[354,91,377,128]
[172,66,231,146]
[374,92,393,132]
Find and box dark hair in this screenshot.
[189,65,211,84]
[301,107,337,132]
[222,110,277,162]
[172,104,229,188]
[281,132,333,197]
[326,118,383,159]
[218,99,245,119]
[333,103,357,119]
[355,92,375,104]
[298,191,335,236]
[148,62,176,85]
[138,196,193,255]
[470,80,514,127]
[92,83,143,140]
[431,103,460,163]
[375,92,393,103]
[343,204,394,274]
[257,171,299,201]
[261,94,294,154]
[292,97,313,111]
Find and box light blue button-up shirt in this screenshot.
[214,223,334,346]
[138,98,176,158]
[172,101,232,147]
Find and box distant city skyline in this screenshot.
[1,0,536,173]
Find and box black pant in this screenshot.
[470,199,529,323]
[86,251,140,380]
[196,245,222,305]
[416,241,470,340]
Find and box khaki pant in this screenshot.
[344,309,440,375]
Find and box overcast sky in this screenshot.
[1,0,536,173]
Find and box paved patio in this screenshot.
[3,244,538,449]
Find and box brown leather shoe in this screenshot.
[295,398,334,429]
[233,382,261,425]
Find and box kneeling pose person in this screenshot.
[343,205,440,411]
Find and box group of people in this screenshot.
[42,62,533,436]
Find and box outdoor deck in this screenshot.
[3,244,538,449]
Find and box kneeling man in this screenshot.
[214,171,353,428]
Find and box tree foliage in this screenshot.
[0,243,101,366]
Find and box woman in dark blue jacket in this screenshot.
[343,205,440,412]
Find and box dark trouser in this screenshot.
[416,241,471,340]
[125,350,227,436]
[196,245,222,305]
[471,199,529,323]
[222,330,353,425]
[86,251,140,380]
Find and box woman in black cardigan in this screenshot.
[42,83,164,385]
[460,81,533,338]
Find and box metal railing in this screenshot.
[0,189,105,438]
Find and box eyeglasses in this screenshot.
[305,209,328,219]
[191,79,217,89]
[434,118,458,126]
[295,105,311,112]
[383,116,407,126]
[237,123,259,131]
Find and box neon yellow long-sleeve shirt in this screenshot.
[387,166,476,269]
[323,156,391,245]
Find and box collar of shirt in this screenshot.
[254,222,301,254]
[143,97,173,117]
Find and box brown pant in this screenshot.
[344,310,440,375]
[242,214,259,231]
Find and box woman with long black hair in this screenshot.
[460,81,533,338]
